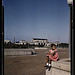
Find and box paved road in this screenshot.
[4,48,69,75]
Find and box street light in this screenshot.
[67,0,73,58]
[67,0,73,75]
[67,0,73,5]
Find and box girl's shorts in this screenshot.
[46,53,59,61]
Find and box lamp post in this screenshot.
[67,0,73,75]
[67,0,73,58]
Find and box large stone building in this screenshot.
[31,38,49,46]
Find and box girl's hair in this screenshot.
[51,44,55,47]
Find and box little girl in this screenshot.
[45,44,59,70]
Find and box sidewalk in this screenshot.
[46,58,71,75]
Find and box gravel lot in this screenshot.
[4,48,69,75]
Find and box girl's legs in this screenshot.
[48,57,52,71]
[46,56,49,66]
[49,57,51,66]
[46,56,49,63]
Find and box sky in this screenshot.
[4,0,70,43]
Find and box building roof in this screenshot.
[32,38,47,40]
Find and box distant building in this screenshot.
[19,40,26,42]
[54,41,60,45]
[27,41,35,45]
[15,42,21,45]
[15,40,27,45]
[32,38,49,46]
[4,40,12,44]
[19,40,27,45]
[50,41,60,45]
[13,38,50,47]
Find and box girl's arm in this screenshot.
[48,51,55,55]
[54,49,58,52]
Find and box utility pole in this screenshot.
[14,36,15,43]
[58,38,59,48]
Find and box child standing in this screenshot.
[45,44,59,70]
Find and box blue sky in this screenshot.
[4,0,70,43]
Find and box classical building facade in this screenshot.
[31,38,49,46]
